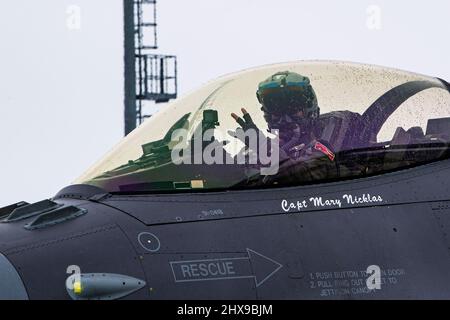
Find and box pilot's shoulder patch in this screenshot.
[314,141,335,161]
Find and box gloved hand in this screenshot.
[228,108,262,149]
[230,108,259,132]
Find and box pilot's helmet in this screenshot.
[256,71,320,124]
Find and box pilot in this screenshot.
[231,71,341,184]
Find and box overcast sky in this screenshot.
[0,0,449,206]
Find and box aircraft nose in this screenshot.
[0,253,28,300]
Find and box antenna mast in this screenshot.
[123,0,178,136]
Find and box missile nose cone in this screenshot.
[66,273,146,300]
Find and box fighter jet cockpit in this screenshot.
[76,61,450,193]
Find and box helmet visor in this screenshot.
[260,87,312,115]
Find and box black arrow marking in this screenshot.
[169,248,282,287]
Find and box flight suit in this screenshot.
[232,110,363,186]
